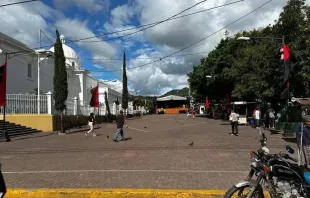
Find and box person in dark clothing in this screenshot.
[85,113,97,137]
[113,110,128,142]
[296,115,310,167]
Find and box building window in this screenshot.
[27,63,32,78]
[72,62,75,68]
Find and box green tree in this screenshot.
[104,91,111,116]
[188,0,310,102]
[104,91,112,122]
[53,30,68,133]
[122,51,129,111]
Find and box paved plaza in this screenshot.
[0,114,296,190]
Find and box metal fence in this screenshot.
[0,94,48,114]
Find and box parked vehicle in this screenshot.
[224,130,310,198]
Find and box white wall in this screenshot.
[0,40,54,94]
[67,70,82,100]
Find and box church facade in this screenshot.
[0,32,122,112]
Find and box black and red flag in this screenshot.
[0,61,7,107]
[279,44,303,99]
[90,85,99,107]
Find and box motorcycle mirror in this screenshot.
[286,145,295,154]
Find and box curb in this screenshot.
[5,189,226,198]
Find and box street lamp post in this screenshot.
[35,49,53,114]
[237,35,290,116]
[237,36,285,44]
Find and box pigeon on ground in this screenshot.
[144,126,147,128]
[188,142,194,146]
[107,135,109,138]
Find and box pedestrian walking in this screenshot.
[192,109,196,118]
[297,115,310,168]
[113,110,128,142]
[254,108,261,128]
[269,108,275,129]
[187,109,191,117]
[85,113,97,137]
[229,110,239,136]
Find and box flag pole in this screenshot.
[97,82,99,127]
[2,53,11,142]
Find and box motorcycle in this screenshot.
[224,127,310,198]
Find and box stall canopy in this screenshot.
[157,95,187,101]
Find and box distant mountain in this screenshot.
[128,87,189,104]
[160,87,189,97]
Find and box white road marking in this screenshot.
[3,169,248,174]
[140,118,181,122]
[127,127,148,132]
[152,121,207,132]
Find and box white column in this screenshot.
[78,74,84,106]
[73,97,78,115]
[113,102,116,115]
[46,91,52,115]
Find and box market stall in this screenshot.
[231,101,260,125]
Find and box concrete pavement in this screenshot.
[0,114,293,197]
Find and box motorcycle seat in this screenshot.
[304,172,310,184]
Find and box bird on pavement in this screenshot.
[107,135,109,138]
[188,142,194,146]
[144,126,147,128]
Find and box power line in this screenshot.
[0,0,39,8]
[70,51,209,61]
[7,0,243,55]
[75,0,244,44]
[88,0,272,73]
[72,0,210,43]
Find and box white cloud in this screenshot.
[0,0,300,96]
[102,0,292,95]
[55,19,118,69]
[53,0,110,13]
[0,0,63,47]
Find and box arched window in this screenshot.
[72,62,75,68]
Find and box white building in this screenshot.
[0,32,123,114]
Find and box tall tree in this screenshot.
[104,91,111,120]
[122,51,129,112]
[53,30,68,133]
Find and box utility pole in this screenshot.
[37,29,41,114]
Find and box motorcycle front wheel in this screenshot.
[224,184,264,198]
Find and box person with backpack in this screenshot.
[85,113,97,137]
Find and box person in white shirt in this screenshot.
[269,108,275,129]
[229,110,239,136]
[255,108,261,128]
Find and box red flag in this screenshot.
[226,94,231,104]
[205,97,210,109]
[0,61,7,107]
[90,85,99,107]
[282,44,291,84]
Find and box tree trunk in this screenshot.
[60,111,64,133]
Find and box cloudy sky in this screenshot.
[0,0,305,95]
